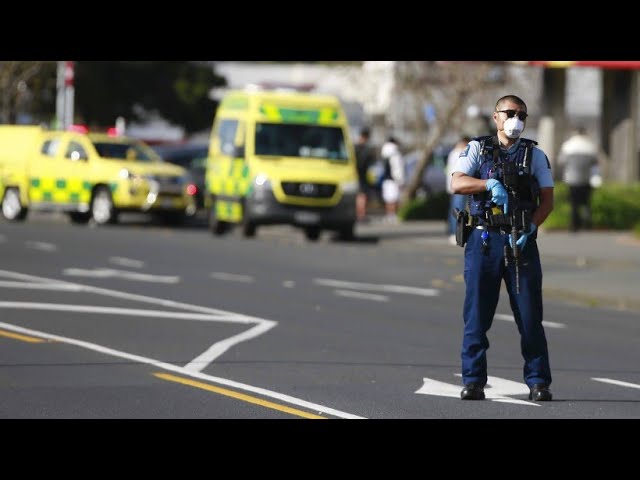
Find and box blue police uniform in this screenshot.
[453,136,554,390]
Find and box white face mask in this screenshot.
[503,117,524,139]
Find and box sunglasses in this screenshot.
[497,109,528,121]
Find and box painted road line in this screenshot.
[210,272,255,283]
[0,281,83,291]
[494,313,567,329]
[592,378,640,389]
[25,241,57,252]
[0,302,259,323]
[183,321,276,372]
[0,269,277,370]
[0,328,46,343]
[314,278,439,297]
[0,321,364,419]
[334,289,389,302]
[154,373,326,419]
[109,257,145,269]
[64,268,180,284]
[416,374,539,407]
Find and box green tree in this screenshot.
[74,61,226,133]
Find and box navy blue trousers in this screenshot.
[461,227,552,388]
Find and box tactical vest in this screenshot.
[468,135,540,228]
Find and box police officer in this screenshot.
[450,95,555,402]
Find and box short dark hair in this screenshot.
[495,95,527,112]
[359,127,370,138]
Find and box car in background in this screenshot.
[403,143,453,196]
[152,143,208,209]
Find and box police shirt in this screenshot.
[452,138,554,188]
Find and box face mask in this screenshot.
[503,117,524,139]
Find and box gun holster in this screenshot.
[455,209,472,247]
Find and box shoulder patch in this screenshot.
[459,144,470,158]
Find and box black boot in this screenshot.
[460,383,485,400]
[529,384,553,401]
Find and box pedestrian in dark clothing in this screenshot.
[355,127,377,222]
[558,126,599,232]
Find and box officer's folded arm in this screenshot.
[450,172,489,195]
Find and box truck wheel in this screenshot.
[208,203,229,236]
[91,187,118,225]
[304,226,321,241]
[1,188,28,221]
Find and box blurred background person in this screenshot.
[380,136,404,223]
[558,126,599,232]
[446,136,471,244]
[354,127,377,223]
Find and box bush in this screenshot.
[401,182,640,231]
[399,191,450,221]
[546,182,640,230]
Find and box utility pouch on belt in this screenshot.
[455,209,471,247]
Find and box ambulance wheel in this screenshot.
[68,212,91,224]
[242,220,257,238]
[91,187,118,225]
[337,222,355,241]
[304,226,321,241]
[1,187,28,221]
[208,202,228,236]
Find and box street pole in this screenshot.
[55,61,74,130]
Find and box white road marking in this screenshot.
[282,280,295,288]
[0,302,256,324]
[210,272,255,283]
[334,289,389,302]
[64,268,180,284]
[0,269,275,369]
[0,281,83,291]
[494,313,566,329]
[592,377,640,389]
[314,278,439,297]
[25,241,57,252]
[416,374,539,406]
[0,321,363,419]
[184,321,276,372]
[109,257,145,269]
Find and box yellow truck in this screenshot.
[0,126,197,225]
[206,89,358,241]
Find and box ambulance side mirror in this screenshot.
[233,145,245,159]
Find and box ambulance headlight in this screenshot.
[119,168,144,181]
[254,174,272,190]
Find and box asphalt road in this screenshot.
[1,213,639,419]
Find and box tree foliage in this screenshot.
[0,61,54,124]
[392,62,505,204]
[74,61,226,133]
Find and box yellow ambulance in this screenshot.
[0,126,197,225]
[206,89,358,241]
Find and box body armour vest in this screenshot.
[468,135,541,227]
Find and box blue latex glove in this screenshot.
[486,179,508,207]
[510,222,537,251]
